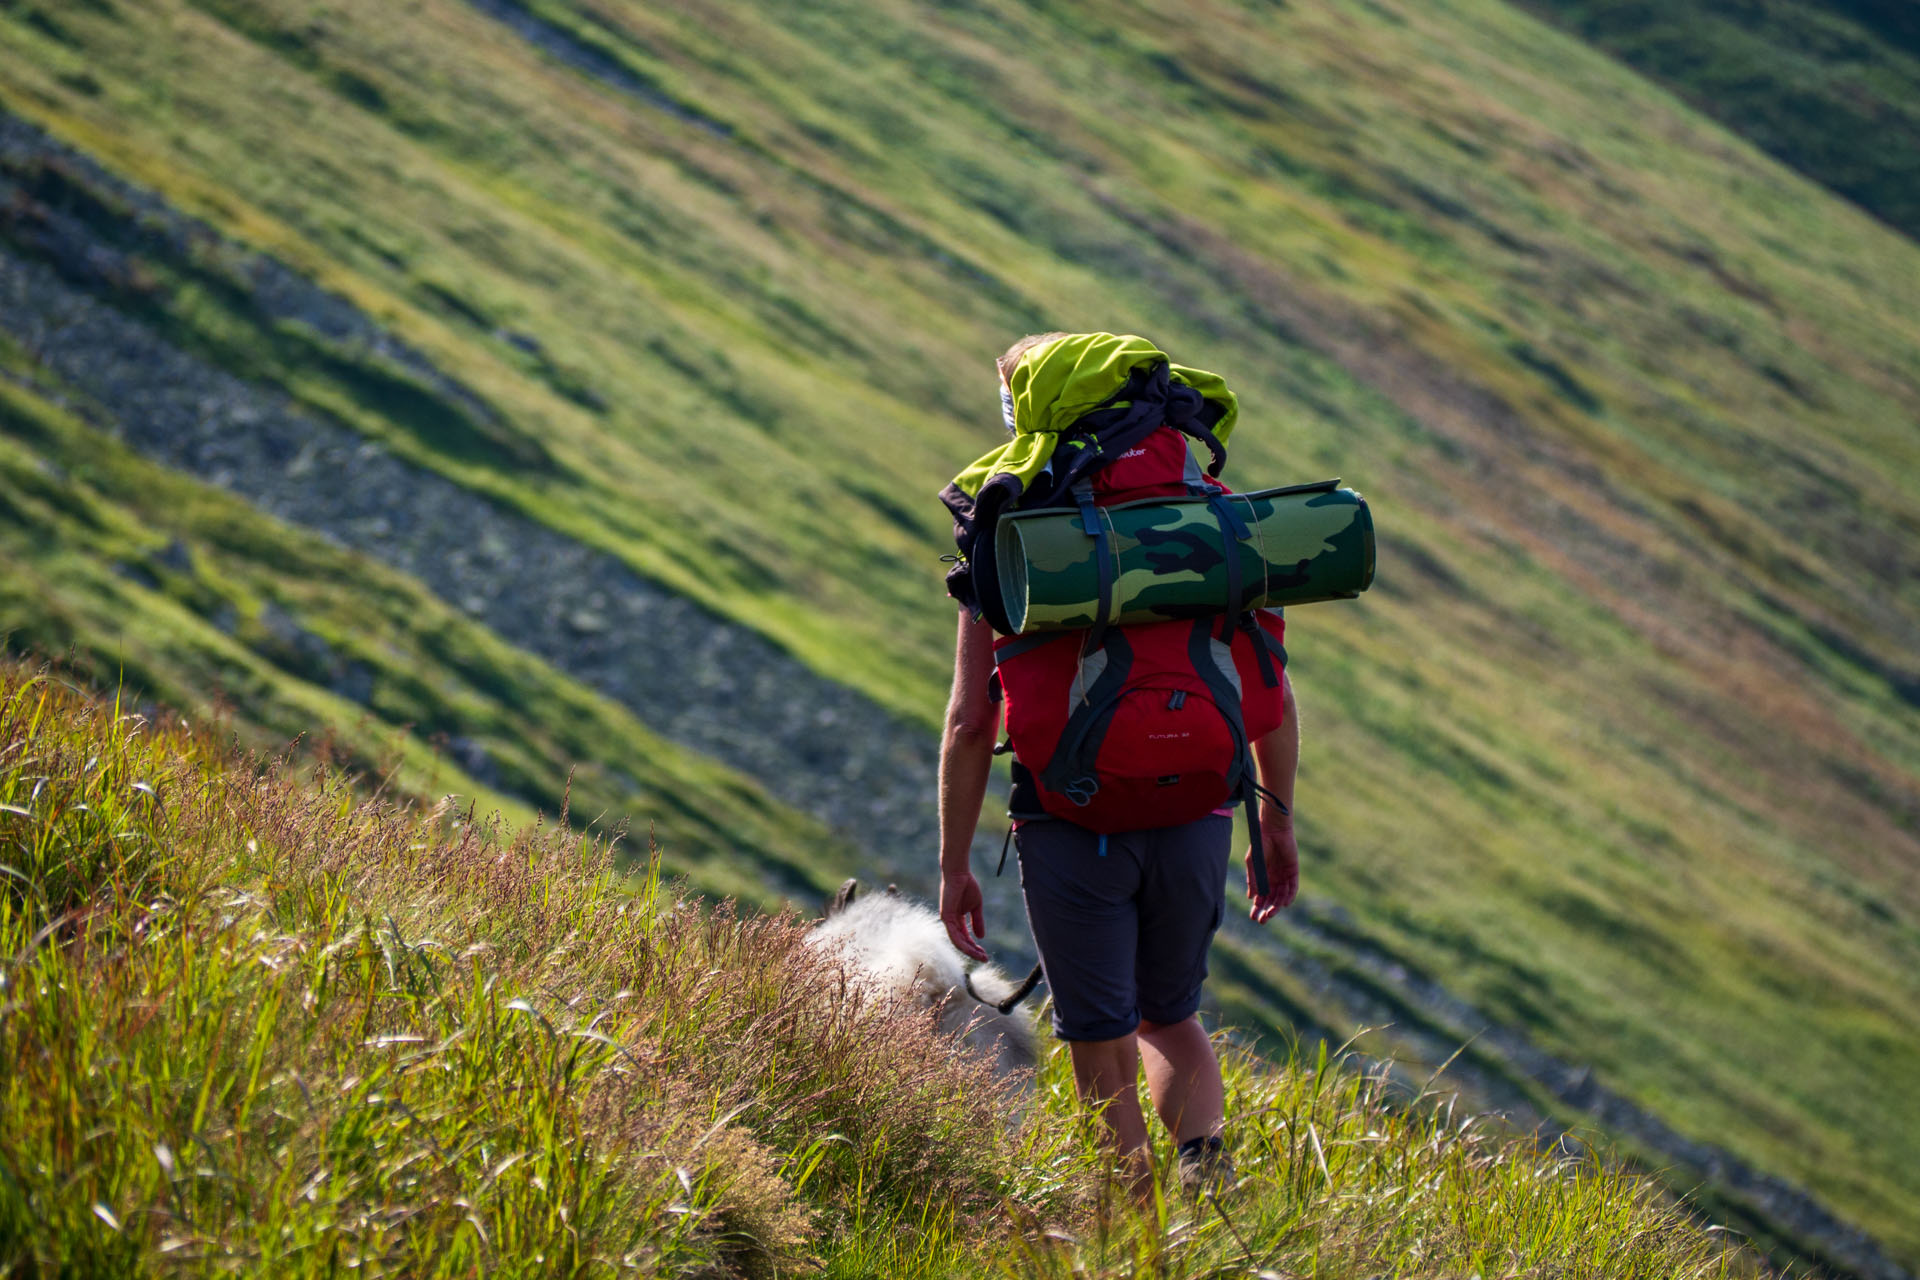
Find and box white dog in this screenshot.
[807,879,1039,1082]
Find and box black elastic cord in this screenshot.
[1250,778,1289,816]
[995,823,1013,876]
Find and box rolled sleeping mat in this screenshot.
[993,479,1374,634]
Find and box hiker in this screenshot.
[935,332,1302,1198]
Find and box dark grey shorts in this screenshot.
[1014,813,1233,1042]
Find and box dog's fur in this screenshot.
[806,879,1038,1082]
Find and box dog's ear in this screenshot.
[884,883,900,897]
[826,878,860,917]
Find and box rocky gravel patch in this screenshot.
[1,236,985,882]
[0,103,1031,944]
[0,115,502,437]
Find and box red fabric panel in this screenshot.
[1090,427,1229,502]
[995,614,1287,833]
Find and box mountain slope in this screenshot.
[0,334,860,909]
[1516,0,1920,240]
[1,0,1917,1267]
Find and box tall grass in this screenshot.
[0,665,1013,1275]
[1007,1044,1752,1280]
[0,662,1756,1277]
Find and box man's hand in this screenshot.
[1246,814,1299,924]
[940,870,989,961]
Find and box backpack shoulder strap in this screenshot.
[1037,629,1137,807]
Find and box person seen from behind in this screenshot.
[935,331,1301,1200]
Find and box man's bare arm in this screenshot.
[937,608,999,959]
[1248,670,1300,922]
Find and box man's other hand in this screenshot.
[940,870,990,961]
[1246,818,1299,924]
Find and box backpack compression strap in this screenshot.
[1073,479,1118,652]
[1239,612,1287,690]
[1233,625,1289,900]
[1182,618,1274,900]
[1242,776,1288,901]
[1205,492,1252,640]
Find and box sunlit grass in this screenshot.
[0,666,1760,1277]
[0,665,1013,1275]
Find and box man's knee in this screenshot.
[1068,1031,1138,1092]
[1137,1014,1195,1037]
[1069,1030,1138,1061]
[1137,1015,1218,1070]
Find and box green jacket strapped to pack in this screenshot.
[939,333,1240,633]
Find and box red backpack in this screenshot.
[991,428,1289,854]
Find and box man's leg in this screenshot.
[1016,818,1152,1190]
[1133,815,1232,1155]
[1137,1014,1224,1144]
[1067,1031,1152,1193]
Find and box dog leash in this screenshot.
[965,963,1044,1017]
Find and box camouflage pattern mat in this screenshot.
[994,481,1373,633]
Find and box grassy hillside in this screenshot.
[0,0,1917,1266]
[0,341,857,909]
[0,667,1758,1277]
[1517,0,1920,239]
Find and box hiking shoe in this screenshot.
[1175,1135,1237,1198]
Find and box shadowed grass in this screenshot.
[1516,0,1920,239]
